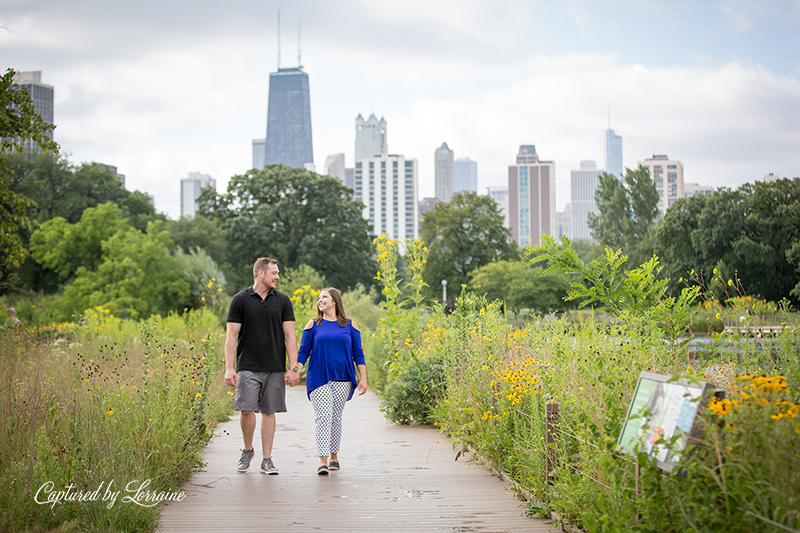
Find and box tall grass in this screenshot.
[0,306,229,533]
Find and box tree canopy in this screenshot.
[199,164,374,292]
[588,165,659,267]
[654,178,800,303]
[469,259,574,314]
[421,191,515,300]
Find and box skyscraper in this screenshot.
[252,138,266,170]
[638,154,684,216]
[354,155,418,241]
[486,185,509,228]
[12,71,54,154]
[181,172,216,219]
[570,160,603,242]
[435,142,454,203]
[355,113,387,161]
[555,204,572,242]
[454,157,478,195]
[323,153,346,182]
[508,145,555,246]
[264,67,313,168]
[605,129,623,179]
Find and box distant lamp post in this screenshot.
[442,279,447,303]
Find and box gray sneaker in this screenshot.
[261,457,279,475]
[237,449,254,473]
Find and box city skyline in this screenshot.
[2,0,798,219]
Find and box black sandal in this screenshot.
[328,461,340,471]
[317,465,329,475]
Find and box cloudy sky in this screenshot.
[2,0,799,219]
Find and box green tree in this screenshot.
[30,202,131,279]
[470,258,575,314]
[588,165,659,267]
[470,260,525,304]
[62,221,190,320]
[199,164,374,291]
[4,153,160,228]
[421,191,515,301]
[1,68,59,287]
[652,194,708,296]
[166,215,229,268]
[653,179,800,304]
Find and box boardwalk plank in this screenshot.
[157,383,555,533]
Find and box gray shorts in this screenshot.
[234,371,287,414]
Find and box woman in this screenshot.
[296,288,367,475]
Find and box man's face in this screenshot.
[259,264,280,290]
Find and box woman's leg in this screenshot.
[328,381,351,459]
[310,384,334,466]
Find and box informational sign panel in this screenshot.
[617,371,714,474]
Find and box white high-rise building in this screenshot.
[355,113,387,162]
[639,155,684,216]
[180,172,216,219]
[323,153,346,182]
[454,157,478,195]
[556,204,572,242]
[508,145,555,246]
[684,182,715,198]
[435,142,454,203]
[252,138,266,170]
[354,155,418,241]
[605,129,623,179]
[571,160,603,242]
[487,185,509,228]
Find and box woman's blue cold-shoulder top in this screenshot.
[297,319,366,400]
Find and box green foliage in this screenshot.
[0,308,229,532]
[174,246,227,313]
[30,202,131,279]
[470,258,575,314]
[341,284,381,331]
[0,68,59,288]
[166,215,232,288]
[588,166,660,268]
[198,164,374,291]
[280,263,326,301]
[654,178,800,304]
[4,154,158,226]
[60,221,189,320]
[421,191,515,301]
[375,246,800,531]
[381,353,445,425]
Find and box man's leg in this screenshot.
[260,412,276,458]
[240,410,256,450]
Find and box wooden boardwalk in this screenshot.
[157,383,556,533]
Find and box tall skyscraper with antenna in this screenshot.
[262,11,313,169]
[604,105,623,179]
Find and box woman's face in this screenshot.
[317,291,335,313]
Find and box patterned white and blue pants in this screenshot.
[309,381,351,457]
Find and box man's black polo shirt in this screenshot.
[227,287,295,372]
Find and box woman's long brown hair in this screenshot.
[315,287,349,327]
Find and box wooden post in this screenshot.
[545,400,560,484]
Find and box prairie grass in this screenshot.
[0,306,229,533]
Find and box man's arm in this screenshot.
[224,322,241,387]
[283,321,299,385]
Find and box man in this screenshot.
[4,307,21,328]
[225,257,301,474]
